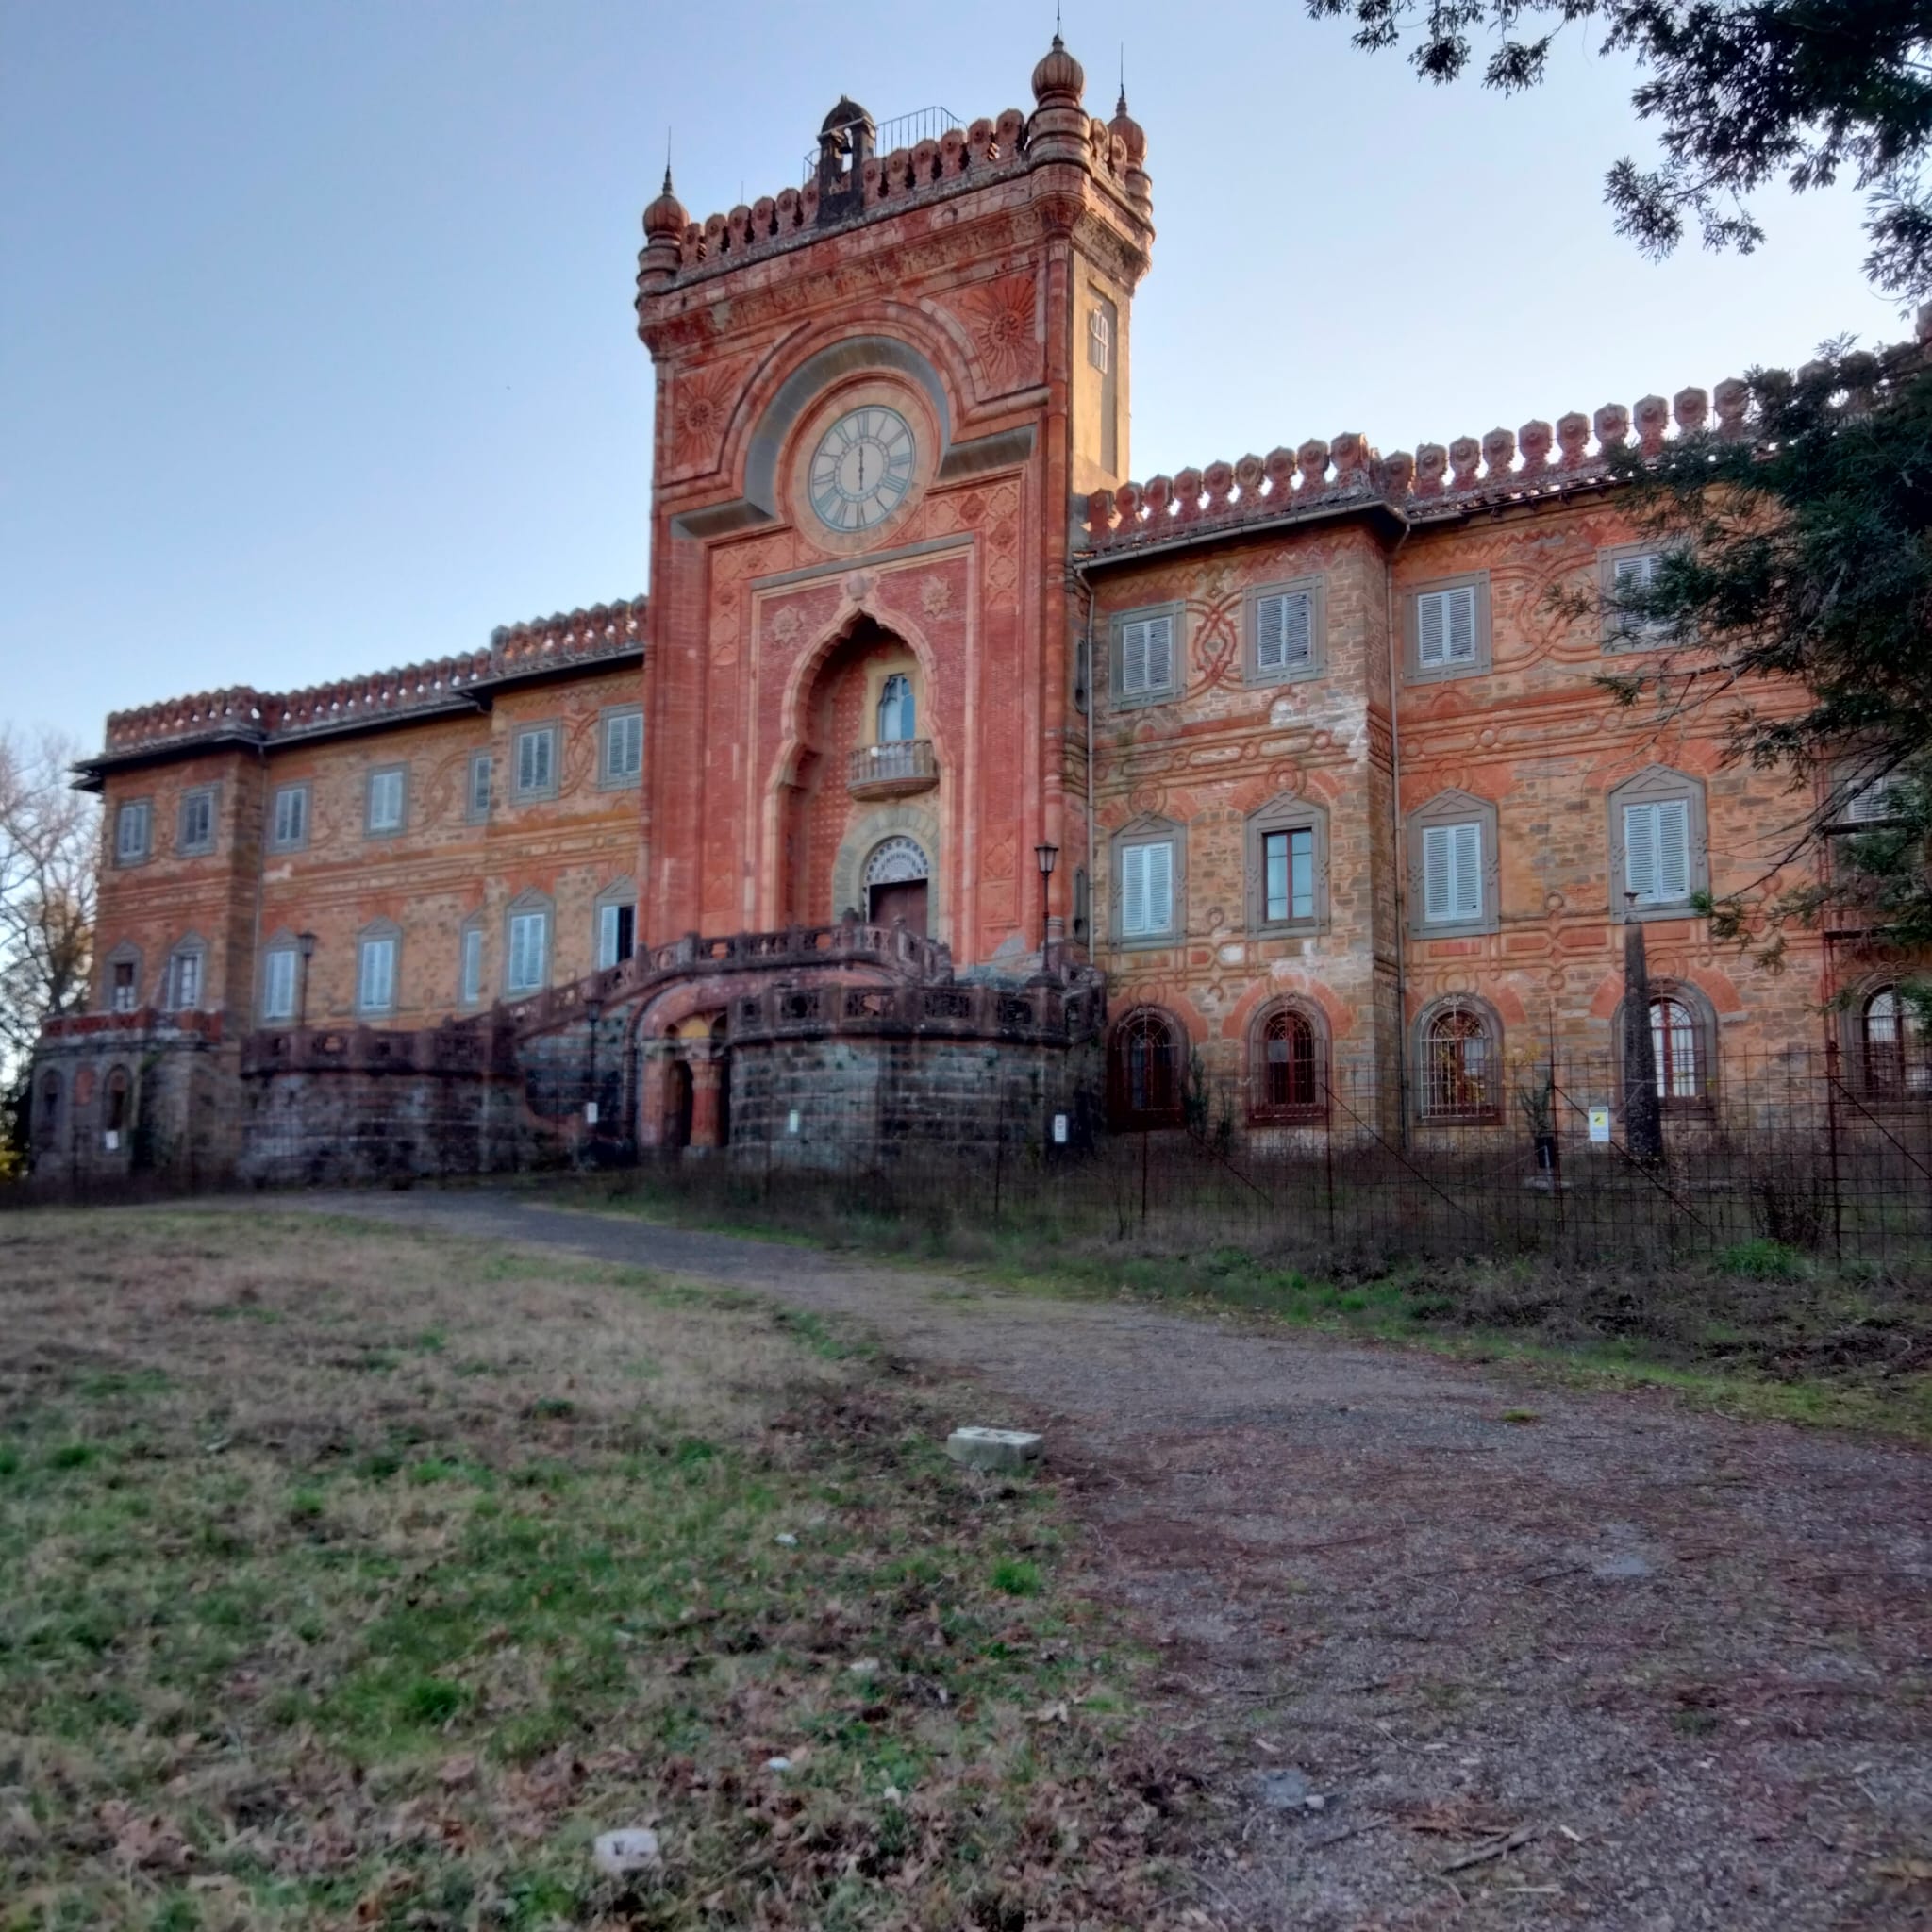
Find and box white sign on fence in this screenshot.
[584,1101,599,1125]
[1052,1113,1068,1144]
[1588,1105,1611,1144]
[787,1109,801,1135]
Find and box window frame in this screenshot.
[1407,790,1500,939]
[458,915,486,1008]
[1855,983,1932,1098]
[355,921,401,1018]
[1607,765,1708,923]
[165,937,208,1013]
[1597,541,1677,651]
[1414,994,1505,1124]
[103,942,142,1014]
[1244,792,1329,934]
[260,937,301,1024]
[365,763,408,837]
[269,781,310,852]
[1248,998,1329,1124]
[463,750,493,824]
[176,784,219,857]
[594,878,639,970]
[598,708,643,789]
[512,723,561,803]
[505,891,553,997]
[1108,600,1185,710]
[1242,575,1325,688]
[1107,1005,1188,1129]
[1613,979,1719,1110]
[1109,815,1186,950]
[1403,571,1491,682]
[113,797,153,867]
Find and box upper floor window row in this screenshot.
[111,791,219,864]
[1110,579,1328,707]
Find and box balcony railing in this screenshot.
[847,738,938,798]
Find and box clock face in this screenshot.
[808,406,915,532]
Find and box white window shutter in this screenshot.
[598,903,620,969]
[1451,821,1482,917]
[1422,824,1452,922]
[461,926,482,1003]
[1446,585,1477,662]
[1417,593,1446,667]
[1122,622,1148,694]
[1624,802,1658,900]
[1656,797,1690,899]
[1122,844,1147,935]
[1615,552,1660,594]
[1145,614,1174,691]
[1257,592,1311,673]
[1144,839,1174,932]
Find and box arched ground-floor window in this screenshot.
[1860,985,1931,1094]
[1417,998,1501,1123]
[1249,1001,1326,1123]
[1108,1007,1185,1128]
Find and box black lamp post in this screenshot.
[1033,841,1058,977]
[296,931,317,1027]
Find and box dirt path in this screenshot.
[293,1189,1932,1929]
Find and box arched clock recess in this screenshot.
[786,376,940,557]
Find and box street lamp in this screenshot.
[1033,842,1058,978]
[296,932,317,1027]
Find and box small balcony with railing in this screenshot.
[847,738,938,800]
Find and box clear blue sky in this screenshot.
[1,0,1886,753]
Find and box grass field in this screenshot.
[531,1173,1932,1441]
[0,1210,1191,1931]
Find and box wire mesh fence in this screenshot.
[8,1045,1930,1278]
[576,1046,1932,1277]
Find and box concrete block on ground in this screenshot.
[946,1425,1043,1472]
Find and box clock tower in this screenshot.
[632,36,1153,971]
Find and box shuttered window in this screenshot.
[1415,585,1479,671]
[1421,821,1484,924]
[178,788,216,855]
[460,925,484,1005]
[597,901,635,969]
[168,948,204,1011]
[1120,840,1174,939]
[603,710,643,782]
[357,934,397,1013]
[1254,591,1314,676]
[468,753,493,820]
[1845,774,1902,823]
[1623,798,1690,905]
[515,727,558,799]
[271,785,308,848]
[508,910,548,994]
[115,801,151,863]
[367,767,406,833]
[1119,613,1175,698]
[262,948,298,1022]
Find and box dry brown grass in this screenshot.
[0,1209,1201,1931]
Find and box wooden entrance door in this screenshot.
[869,879,928,935]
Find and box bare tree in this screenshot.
[0,730,97,1163]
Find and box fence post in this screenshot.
[992,1077,1005,1227]
[1141,1124,1150,1233]
[1824,1037,1844,1263]
[1324,1078,1337,1253]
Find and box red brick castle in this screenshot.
[28,36,1913,1181]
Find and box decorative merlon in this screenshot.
[1079,333,1926,557]
[94,597,646,759]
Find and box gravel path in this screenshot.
[293,1189,1932,1929]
